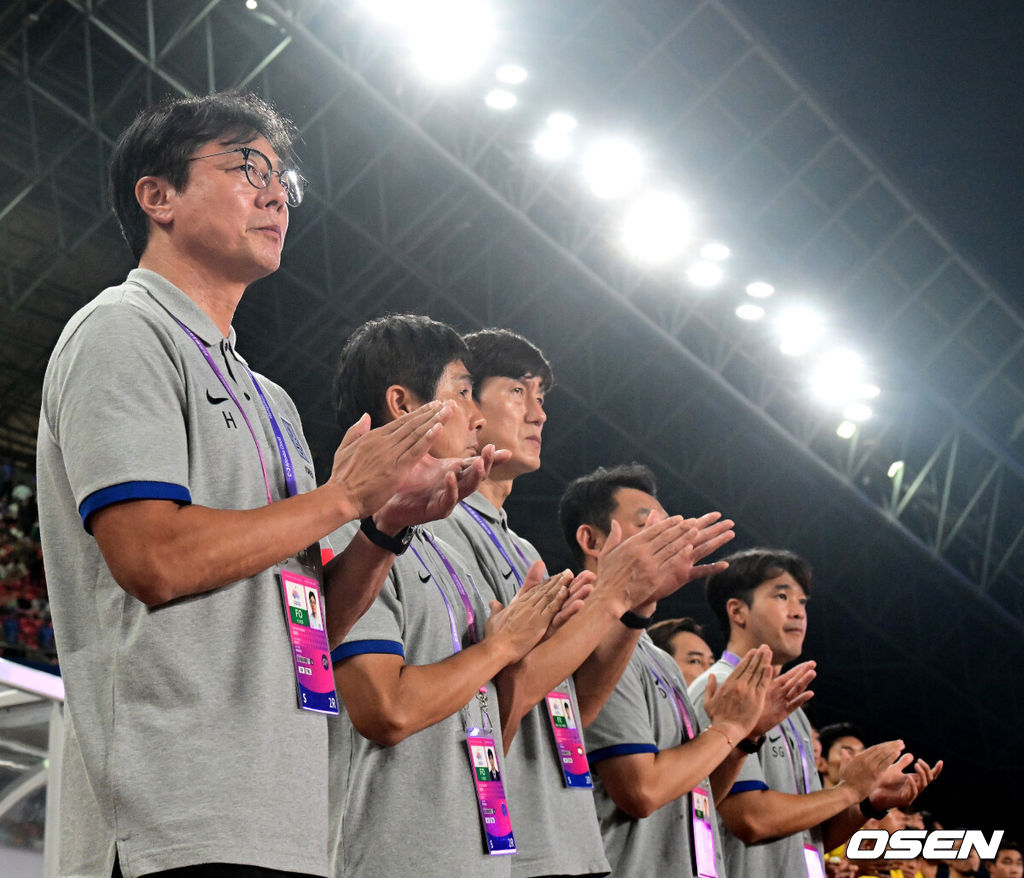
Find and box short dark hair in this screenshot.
[818,722,865,761]
[649,617,706,656]
[558,464,657,569]
[463,329,554,397]
[993,841,1022,861]
[705,548,812,641]
[333,314,469,430]
[109,91,298,260]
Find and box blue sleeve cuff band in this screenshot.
[80,481,191,533]
[331,639,405,664]
[587,742,658,764]
[730,779,770,794]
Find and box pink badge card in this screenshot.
[803,843,827,878]
[691,786,718,878]
[544,691,593,789]
[466,732,517,856]
[279,570,339,715]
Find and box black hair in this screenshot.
[333,314,469,430]
[818,722,865,762]
[704,548,812,641]
[463,329,554,397]
[648,617,706,656]
[558,464,657,569]
[108,91,298,260]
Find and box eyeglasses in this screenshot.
[188,146,306,206]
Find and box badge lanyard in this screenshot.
[173,317,297,502]
[409,539,516,856]
[642,643,697,742]
[174,318,336,715]
[459,501,533,585]
[724,651,819,878]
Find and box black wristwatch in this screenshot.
[737,734,766,754]
[619,610,654,629]
[360,517,414,555]
[859,797,889,820]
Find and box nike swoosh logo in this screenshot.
[500,567,514,579]
[768,733,782,742]
[418,571,431,583]
[206,389,229,405]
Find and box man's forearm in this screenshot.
[323,529,398,649]
[574,610,647,727]
[718,785,860,845]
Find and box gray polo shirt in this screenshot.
[327,521,511,878]
[585,634,727,878]
[37,269,328,878]
[432,492,610,878]
[689,657,824,878]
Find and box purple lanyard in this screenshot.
[409,543,463,655]
[723,650,811,793]
[643,644,696,741]
[174,317,297,502]
[459,501,531,585]
[422,530,478,644]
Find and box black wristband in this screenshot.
[620,610,654,629]
[859,797,889,820]
[737,734,766,754]
[360,517,413,555]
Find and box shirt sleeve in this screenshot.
[45,300,192,531]
[585,654,659,764]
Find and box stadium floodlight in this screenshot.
[546,112,578,133]
[405,1,496,83]
[245,0,258,9]
[776,305,823,356]
[887,460,905,478]
[836,420,857,439]
[856,382,881,399]
[736,303,765,321]
[533,130,572,160]
[485,89,517,110]
[685,261,723,288]
[843,402,873,421]
[621,194,691,264]
[810,349,865,405]
[495,64,527,84]
[746,281,774,298]
[700,242,730,261]
[582,139,644,199]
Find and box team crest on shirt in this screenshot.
[280,416,311,463]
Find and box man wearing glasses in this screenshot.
[37,92,466,878]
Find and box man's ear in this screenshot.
[383,384,422,421]
[134,176,176,226]
[575,523,607,560]
[726,597,748,629]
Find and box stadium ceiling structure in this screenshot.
[2,0,1022,826]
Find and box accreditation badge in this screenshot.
[544,690,593,788]
[278,554,339,715]
[466,729,517,856]
[803,843,827,878]
[691,786,718,877]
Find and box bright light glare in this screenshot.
[621,194,691,264]
[777,306,823,356]
[856,383,881,399]
[887,460,905,478]
[736,303,765,321]
[686,261,723,288]
[495,64,527,84]
[533,130,572,160]
[582,139,644,199]
[836,420,857,439]
[404,1,495,83]
[485,89,516,110]
[843,402,873,421]
[546,112,577,133]
[245,0,258,8]
[746,281,775,299]
[811,349,865,404]
[701,242,731,261]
